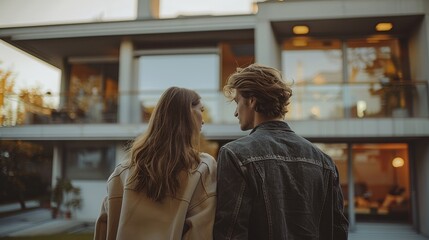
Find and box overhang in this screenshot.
[271,15,424,39]
[0,15,256,68]
[0,10,425,68]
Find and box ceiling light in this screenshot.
[293,25,309,35]
[376,22,393,32]
[392,157,405,168]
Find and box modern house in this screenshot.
[1,0,429,236]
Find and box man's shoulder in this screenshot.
[222,135,253,148]
[220,134,262,157]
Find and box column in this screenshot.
[347,143,356,232]
[59,59,68,110]
[51,145,62,189]
[414,141,429,236]
[118,39,134,124]
[255,21,281,70]
[137,0,160,19]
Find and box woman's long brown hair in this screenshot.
[127,87,201,202]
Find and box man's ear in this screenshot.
[249,97,257,110]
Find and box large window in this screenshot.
[135,44,255,125]
[219,42,255,123]
[281,37,417,119]
[64,142,116,180]
[137,52,220,123]
[282,39,344,120]
[347,39,410,117]
[66,61,119,123]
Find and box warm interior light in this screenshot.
[392,157,405,168]
[376,22,393,32]
[310,106,320,118]
[357,100,367,118]
[293,25,309,35]
[292,38,308,47]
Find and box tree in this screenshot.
[0,140,52,209]
[0,65,17,126]
[0,65,53,210]
[17,87,52,125]
[0,64,53,125]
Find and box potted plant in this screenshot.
[64,184,82,219]
[51,178,82,219]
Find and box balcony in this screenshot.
[1,81,428,127]
[287,81,429,120]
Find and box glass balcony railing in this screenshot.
[1,81,428,127]
[286,81,429,120]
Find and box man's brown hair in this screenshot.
[224,63,293,118]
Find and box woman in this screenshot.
[94,87,217,240]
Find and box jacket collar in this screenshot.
[250,120,293,135]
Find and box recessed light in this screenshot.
[392,157,404,168]
[376,22,393,32]
[293,25,309,35]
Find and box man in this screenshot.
[214,64,349,240]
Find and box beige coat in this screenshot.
[94,153,217,240]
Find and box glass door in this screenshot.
[352,143,410,222]
[315,143,412,224]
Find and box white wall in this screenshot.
[74,180,107,221]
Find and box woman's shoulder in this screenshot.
[199,152,216,169]
[194,152,216,180]
[193,153,216,195]
[107,162,131,182]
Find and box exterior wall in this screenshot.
[257,0,425,21]
[409,14,429,82]
[408,0,429,117]
[74,180,106,220]
[1,0,429,232]
[411,2,429,235]
[415,141,429,237]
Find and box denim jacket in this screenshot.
[214,121,348,240]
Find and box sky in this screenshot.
[0,0,254,107]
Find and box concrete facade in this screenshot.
[1,0,429,236]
